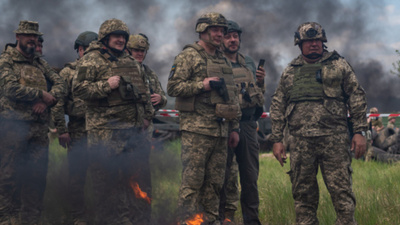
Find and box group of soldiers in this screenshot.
[0,10,374,225]
[365,107,400,163]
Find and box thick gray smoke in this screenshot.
[1,0,399,112]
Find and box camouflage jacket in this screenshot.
[51,60,86,134]
[167,42,240,137]
[73,41,154,130]
[0,44,66,122]
[142,64,167,111]
[270,50,367,142]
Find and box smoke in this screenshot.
[1,0,399,111]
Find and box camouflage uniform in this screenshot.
[167,13,241,225]
[270,22,367,225]
[52,60,89,224]
[0,21,66,225]
[73,19,154,225]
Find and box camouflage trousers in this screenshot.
[67,130,88,224]
[289,133,357,225]
[0,119,49,225]
[220,121,261,225]
[87,128,151,225]
[178,131,228,224]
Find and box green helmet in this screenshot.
[127,33,150,50]
[294,22,327,46]
[227,20,242,34]
[98,18,130,41]
[74,31,98,50]
[38,35,44,43]
[195,12,228,33]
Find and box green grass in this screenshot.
[42,138,400,225]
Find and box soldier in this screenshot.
[0,20,66,225]
[35,35,43,56]
[219,20,265,225]
[167,12,241,225]
[73,19,154,225]
[387,116,398,132]
[270,22,367,224]
[51,31,98,225]
[126,33,167,223]
[368,107,384,133]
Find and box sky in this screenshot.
[1,0,400,112]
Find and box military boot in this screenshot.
[222,210,235,225]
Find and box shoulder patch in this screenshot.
[168,65,176,80]
[76,67,88,82]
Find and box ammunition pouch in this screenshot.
[119,75,141,100]
[215,103,240,120]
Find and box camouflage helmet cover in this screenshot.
[294,22,327,45]
[74,31,98,50]
[14,20,43,36]
[227,20,242,34]
[98,18,130,41]
[127,34,150,50]
[195,12,228,33]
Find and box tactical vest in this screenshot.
[175,44,239,120]
[288,63,324,102]
[88,49,147,107]
[19,64,47,91]
[233,54,264,109]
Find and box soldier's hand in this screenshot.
[202,77,219,91]
[142,119,150,131]
[151,93,162,106]
[256,67,266,84]
[228,131,240,148]
[351,134,366,159]
[58,133,72,149]
[107,76,121,89]
[273,142,287,167]
[42,91,57,106]
[32,101,47,114]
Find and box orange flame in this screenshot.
[185,213,204,225]
[129,180,151,204]
[224,218,232,223]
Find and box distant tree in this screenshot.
[390,50,400,77]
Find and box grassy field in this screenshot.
[43,138,400,225]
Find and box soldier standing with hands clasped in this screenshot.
[270,22,367,225]
[73,18,154,225]
[0,20,66,225]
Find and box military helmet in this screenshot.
[98,18,129,41]
[195,12,228,33]
[74,31,98,50]
[294,22,327,46]
[227,20,242,34]
[127,33,150,50]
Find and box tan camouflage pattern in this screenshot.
[195,12,228,33]
[73,41,154,130]
[14,20,43,35]
[177,131,228,224]
[51,60,87,135]
[289,133,356,225]
[167,42,240,137]
[294,22,327,45]
[127,34,150,50]
[0,44,66,122]
[143,64,167,110]
[270,50,368,143]
[98,18,129,41]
